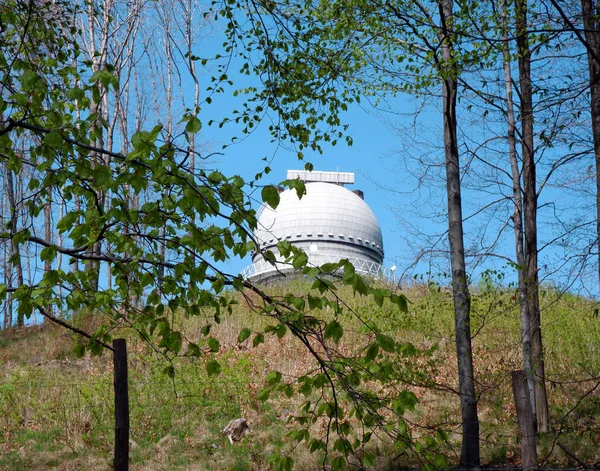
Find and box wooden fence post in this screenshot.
[511,370,537,470]
[113,338,129,471]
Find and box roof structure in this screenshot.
[286,169,355,185]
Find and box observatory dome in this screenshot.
[242,171,384,283]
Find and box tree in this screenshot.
[501,0,537,428]
[514,0,550,433]
[545,0,600,292]
[439,1,481,466]
[580,0,600,293]
[1,1,446,469]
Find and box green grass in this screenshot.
[0,282,599,469]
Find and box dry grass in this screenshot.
[1,283,600,469]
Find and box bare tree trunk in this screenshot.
[2,180,10,329]
[44,187,52,316]
[581,0,600,290]
[515,0,549,433]
[6,166,24,327]
[182,0,200,174]
[3,239,10,329]
[44,190,52,274]
[83,0,102,290]
[439,0,480,467]
[502,0,537,431]
[57,192,64,317]
[71,195,80,273]
[153,5,176,289]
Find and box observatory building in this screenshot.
[242,170,384,284]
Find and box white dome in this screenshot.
[244,182,384,282]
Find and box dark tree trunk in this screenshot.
[515,0,549,433]
[502,1,537,429]
[581,0,600,290]
[439,0,481,467]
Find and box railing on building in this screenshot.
[240,255,385,280]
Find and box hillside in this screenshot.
[1,283,599,470]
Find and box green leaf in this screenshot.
[212,277,224,293]
[280,456,294,471]
[274,323,286,339]
[399,390,418,411]
[363,452,376,467]
[206,359,221,376]
[253,333,264,347]
[163,365,176,378]
[257,388,270,401]
[320,262,341,274]
[263,250,276,264]
[89,341,103,356]
[282,178,307,199]
[238,328,251,343]
[187,343,201,357]
[376,333,396,353]
[44,132,62,147]
[66,87,85,100]
[399,342,417,357]
[207,337,220,352]
[299,381,312,396]
[40,246,57,263]
[332,456,347,471]
[309,439,324,453]
[169,331,182,354]
[351,274,368,295]
[324,320,343,344]
[56,212,78,233]
[292,251,308,270]
[261,185,280,209]
[186,116,202,133]
[266,370,282,386]
[434,454,449,471]
[390,294,408,313]
[365,343,379,362]
[74,343,86,358]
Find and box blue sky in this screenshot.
[198,81,426,280]
[195,62,594,296]
[185,21,548,291]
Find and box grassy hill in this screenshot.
[1,282,599,470]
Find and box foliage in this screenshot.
[0,0,446,467]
